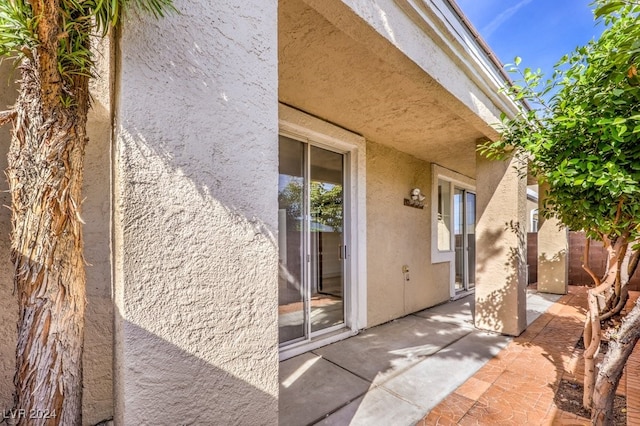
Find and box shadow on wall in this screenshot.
[114,127,280,422]
[113,3,280,422]
[115,315,277,425]
[539,249,567,272]
[2,2,282,423]
[474,221,526,333]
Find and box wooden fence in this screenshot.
[527,231,640,291]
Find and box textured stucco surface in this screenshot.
[0,60,17,413]
[537,184,568,295]
[323,0,508,125]
[113,0,279,423]
[366,142,449,327]
[82,35,114,425]
[475,153,527,336]
[0,54,113,424]
[279,0,499,178]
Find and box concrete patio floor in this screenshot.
[279,289,562,425]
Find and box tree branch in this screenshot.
[614,197,624,225]
[583,238,602,286]
[0,110,16,127]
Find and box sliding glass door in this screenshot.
[454,188,476,293]
[278,136,347,346]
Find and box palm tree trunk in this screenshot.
[9,55,88,424]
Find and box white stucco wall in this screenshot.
[366,141,450,327]
[113,0,279,423]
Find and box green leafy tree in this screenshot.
[0,1,173,423]
[480,2,640,424]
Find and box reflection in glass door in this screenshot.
[454,188,476,293]
[278,136,346,346]
[309,146,345,334]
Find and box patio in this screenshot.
[422,286,640,425]
[280,286,640,425]
[279,288,563,425]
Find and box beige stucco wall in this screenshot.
[537,216,568,294]
[475,152,527,336]
[0,50,113,423]
[0,60,17,414]
[301,0,515,138]
[82,36,114,424]
[113,0,279,423]
[280,0,510,180]
[366,141,449,327]
[537,184,568,294]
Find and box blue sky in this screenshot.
[455,0,605,78]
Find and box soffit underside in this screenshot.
[279,0,486,177]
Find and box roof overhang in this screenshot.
[279,0,520,177]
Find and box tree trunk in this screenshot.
[629,247,640,279]
[591,300,640,425]
[602,236,628,315]
[9,54,88,426]
[583,293,601,410]
[583,234,628,410]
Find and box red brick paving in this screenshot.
[418,286,640,425]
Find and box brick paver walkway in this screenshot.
[418,286,640,425]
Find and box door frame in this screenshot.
[430,164,476,299]
[278,104,366,361]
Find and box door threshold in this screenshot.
[279,328,358,361]
[451,289,475,301]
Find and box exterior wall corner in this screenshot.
[474,152,527,336]
[112,0,280,422]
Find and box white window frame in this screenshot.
[530,208,539,233]
[431,164,475,297]
[278,104,367,361]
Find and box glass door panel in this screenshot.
[278,137,347,346]
[454,188,465,292]
[466,192,476,289]
[278,136,306,344]
[309,146,344,333]
[453,187,476,293]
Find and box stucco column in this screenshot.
[475,152,527,336]
[113,1,279,424]
[537,184,568,294]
